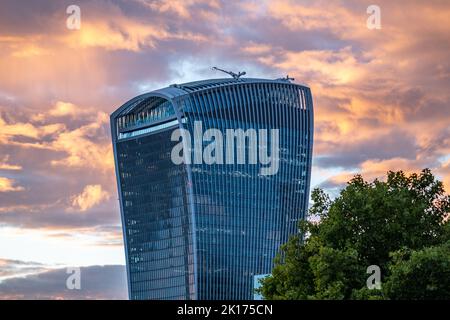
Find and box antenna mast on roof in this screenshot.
[212,67,246,80]
[277,75,295,82]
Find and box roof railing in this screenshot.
[276,75,295,82]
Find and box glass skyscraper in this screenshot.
[111,77,314,300]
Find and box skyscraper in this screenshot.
[111,77,314,300]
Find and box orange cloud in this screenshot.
[0,123,63,154]
[437,159,450,193]
[138,0,221,19]
[32,101,88,122]
[0,177,24,192]
[49,112,114,171]
[1,101,114,174]
[323,158,434,188]
[0,114,64,144]
[11,44,50,58]
[241,42,273,55]
[63,18,208,52]
[0,155,22,170]
[141,0,193,18]
[267,0,360,33]
[71,184,110,212]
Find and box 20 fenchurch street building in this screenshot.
[111,75,314,300]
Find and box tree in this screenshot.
[259,169,450,300]
[384,242,450,299]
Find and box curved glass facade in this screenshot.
[111,78,314,300]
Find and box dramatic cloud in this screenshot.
[49,112,114,171]
[0,112,65,146]
[0,0,449,299]
[319,157,428,190]
[71,184,110,212]
[0,259,51,281]
[0,155,22,170]
[32,101,89,121]
[0,177,24,192]
[0,263,127,300]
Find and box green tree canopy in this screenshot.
[259,169,450,300]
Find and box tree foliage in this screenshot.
[259,169,450,300]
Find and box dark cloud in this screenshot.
[0,264,127,300]
[318,179,347,191]
[0,259,48,279]
[0,206,121,230]
[315,129,419,169]
[0,1,63,35]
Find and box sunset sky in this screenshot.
[0,0,449,299]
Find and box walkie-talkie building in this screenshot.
[111,76,314,300]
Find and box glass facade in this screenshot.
[111,78,314,300]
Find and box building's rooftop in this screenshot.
[112,77,306,118]
[169,77,296,93]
